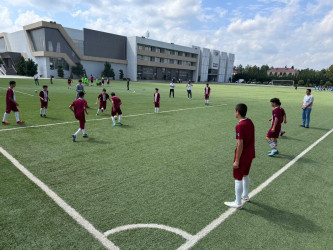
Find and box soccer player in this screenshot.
[204,83,211,105]
[101,76,105,86]
[224,103,255,209]
[154,88,160,113]
[110,92,123,126]
[39,85,50,118]
[90,74,94,86]
[187,82,192,99]
[2,81,24,124]
[96,78,99,86]
[67,77,72,89]
[107,78,110,86]
[301,89,314,128]
[96,88,110,115]
[75,80,84,99]
[169,81,175,98]
[127,78,130,90]
[266,98,283,157]
[69,91,88,142]
[34,73,39,85]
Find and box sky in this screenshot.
[1,0,333,70]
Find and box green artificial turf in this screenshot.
[0,78,332,249]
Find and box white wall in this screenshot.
[218,52,228,82]
[81,60,127,80]
[200,48,210,82]
[126,37,137,81]
[226,53,235,83]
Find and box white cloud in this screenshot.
[0,6,14,32]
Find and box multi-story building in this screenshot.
[267,68,299,77]
[0,21,235,83]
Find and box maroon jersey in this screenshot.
[70,98,87,117]
[90,76,94,82]
[39,90,48,102]
[205,87,211,95]
[111,96,121,109]
[68,78,72,84]
[154,93,160,103]
[271,107,282,126]
[279,107,285,123]
[6,88,16,107]
[98,93,109,103]
[235,118,255,162]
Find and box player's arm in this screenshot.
[69,104,74,113]
[272,117,278,132]
[284,114,287,123]
[233,139,243,169]
[9,96,19,106]
[96,97,99,105]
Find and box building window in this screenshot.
[144,56,150,61]
[150,57,155,61]
[48,41,53,52]
[169,59,174,64]
[164,59,169,64]
[49,57,69,71]
[156,48,160,53]
[56,42,61,53]
[137,55,143,60]
[138,45,143,50]
[174,51,178,56]
[145,46,151,51]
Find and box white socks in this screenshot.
[74,128,81,136]
[111,116,116,125]
[97,109,100,114]
[119,115,122,122]
[40,108,47,115]
[268,141,277,150]
[2,112,8,122]
[235,180,243,205]
[15,112,20,122]
[82,129,86,134]
[44,109,47,115]
[242,175,250,198]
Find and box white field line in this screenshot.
[177,128,333,250]
[104,224,193,240]
[0,146,119,250]
[0,104,227,133]
[0,87,35,97]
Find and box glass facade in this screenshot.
[49,57,69,71]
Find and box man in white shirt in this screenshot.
[187,82,192,99]
[34,73,39,86]
[301,89,314,128]
[169,82,175,98]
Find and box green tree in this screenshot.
[102,62,113,77]
[16,56,26,76]
[25,58,38,76]
[298,80,304,86]
[0,58,3,64]
[70,72,73,79]
[110,68,115,80]
[119,69,124,80]
[71,62,85,77]
[57,65,64,78]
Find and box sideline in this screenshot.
[0,146,119,250]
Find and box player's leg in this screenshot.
[14,106,23,123]
[111,110,116,126]
[242,175,250,201]
[301,109,306,126]
[305,108,311,128]
[117,110,123,125]
[225,169,243,209]
[43,103,47,117]
[2,111,9,124]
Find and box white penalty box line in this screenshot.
[0,104,227,133]
[177,128,333,250]
[0,146,119,250]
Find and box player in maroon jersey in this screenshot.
[67,77,72,89]
[279,104,287,136]
[154,88,160,113]
[107,78,110,87]
[111,92,123,126]
[204,83,211,105]
[96,88,110,115]
[69,91,88,142]
[90,74,94,86]
[267,98,283,156]
[39,85,50,118]
[225,103,255,209]
[2,81,23,124]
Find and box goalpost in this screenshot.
[271,80,294,86]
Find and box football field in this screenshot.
[0,78,332,249]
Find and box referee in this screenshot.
[169,82,175,98]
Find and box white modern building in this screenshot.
[0,21,235,83]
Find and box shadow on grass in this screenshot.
[244,201,322,233]
[308,127,330,131]
[279,136,303,141]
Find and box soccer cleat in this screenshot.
[268,150,278,157]
[2,121,8,125]
[305,126,309,128]
[117,122,123,125]
[40,114,43,117]
[224,201,242,209]
[242,196,250,202]
[72,135,76,142]
[43,115,47,118]
[300,125,305,127]
[112,124,116,127]
[101,108,104,113]
[280,131,286,136]
[268,150,279,154]
[82,133,88,138]
[17,120,24,124]
[96,113,99,116]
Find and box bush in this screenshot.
[119,69,124,80]
[325,81,331,87]
[298,80,304,86]
[71,62,85,78]
[57,65,64,78]
[26,59,38,76]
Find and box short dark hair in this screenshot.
[270,98,281,106]
[78,91,85,97]
[155,88,159,91]
[43,85,48,88]
[307,89,311,93]
[111,92,115,96]
[79,79,82,83]
[102,88,106,92]
[206,83,209,86]
[235,103,247,117]
[9,80,16,85]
